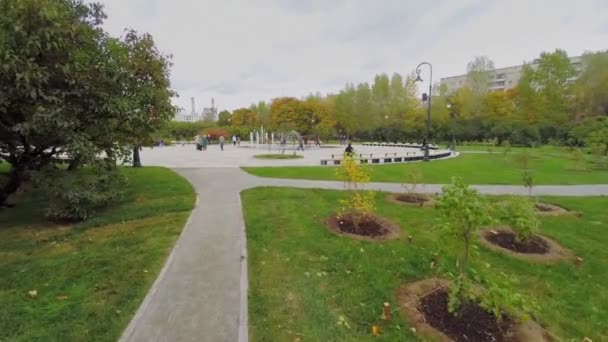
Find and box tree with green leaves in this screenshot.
[466,56,495,95]
[231,108,260,127]
[117,30,176,167]
[574,52,608,118]
[499,196,540,242]
[0,0,175,205]
[520,49,576,126]
[434,178,494,311]
[217,110,232,126]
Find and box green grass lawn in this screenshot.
[242,187,608,341]
[0,167,195,342]
[243,150,608,185]
[254,153,304,159]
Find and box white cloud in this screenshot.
[97,0,608,111]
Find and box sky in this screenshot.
[98,0,608,112]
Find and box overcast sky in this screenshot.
[98,0,608,112]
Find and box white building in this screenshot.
[440,56,584,94]
[173,109,199,122]
[173,97,218,122]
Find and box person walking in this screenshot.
[195,135,202,151]
[201,135,208,151]
[297,137,304,151]
[232,135,237,146]
[219,135,225,151]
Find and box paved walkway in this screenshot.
[137,144,452,167]
[120,168,608,342]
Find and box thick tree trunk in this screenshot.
[0,166,25,206]
[67,158,80,171]
[132,146,142,167]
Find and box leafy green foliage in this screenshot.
[498,197,540,242]
[34,167,127,222]
[515,150,532,170]
[435,178,493,276]
[0,0,175,204]
[335,153,375,229]
[403,167,423,194]
[521,170,535,196]
[217,110,232,126]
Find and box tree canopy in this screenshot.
[0,0,175,205]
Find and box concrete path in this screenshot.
[120,167,608,342]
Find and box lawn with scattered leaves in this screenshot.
[243,148,608,185]
[0,167,195,342]
[242,187,608,341]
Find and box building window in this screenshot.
[496,73,506,79]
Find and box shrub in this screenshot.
[501,140,511,160]
[569,148,586,171]
[404,167,423,194]
[202,127,232,141]
[335,153,375,230]
[499,196,540,242]
[514,150,532,170]
[435,178,493,280]
[35,167,126,222]
[521,169,535,196]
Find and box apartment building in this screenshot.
[440,56,584,93]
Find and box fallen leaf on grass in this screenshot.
[337,315,351,329]
[27,290,38,298]
[372,325,381,336]
[56,295,68,301]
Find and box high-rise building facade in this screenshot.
[440,56,584,94]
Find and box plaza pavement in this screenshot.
[137,143,451,167]
[120,147,608,342]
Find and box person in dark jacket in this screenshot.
[345,143,354,155]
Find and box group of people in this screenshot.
[194,134,210,151]
[194,134,241,151]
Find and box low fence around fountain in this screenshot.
[361,142,439,149]
[320,151,455,165]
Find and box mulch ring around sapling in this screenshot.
[387,193,434,207]
[478,227,572,262]
[534,202,576,216]
[324,213,401,241]
[395,278,552,342]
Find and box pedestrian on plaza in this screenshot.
[195,135,202,151]
[280,135,287,153]
[232,135,237,146]
[219,135,225,151]
[345,142,354,156]
[201,135,208,150]
[237,136,241,146]
[297,137,304,151]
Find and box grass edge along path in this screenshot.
[242,152,608,185]
[242,187,608,341]
[0,167,196,342]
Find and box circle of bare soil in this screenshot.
[535,202,571,216]
[478,227,571,262]
[395,278,552,342]
[388,193,434,207]
[324,213,401,241]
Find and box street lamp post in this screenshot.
[446,103,456,150]
[415,62,432,161]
